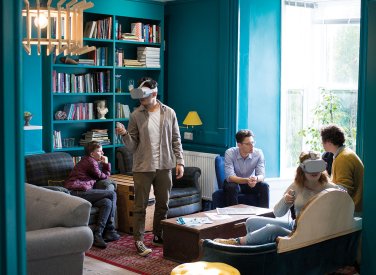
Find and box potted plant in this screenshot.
[24,111,32,126]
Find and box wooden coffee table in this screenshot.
[161,205,274,262]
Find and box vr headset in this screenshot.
[299,152,327,173]
[130,80,158,99]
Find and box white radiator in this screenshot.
[183,150,219,200]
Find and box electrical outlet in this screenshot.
[184,132,193,140]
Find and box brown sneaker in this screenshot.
[213,238,239,245]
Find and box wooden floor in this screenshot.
[83,256,138,275]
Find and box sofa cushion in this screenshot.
[25,152,74,186]
[169,193,201,208]
[26,184,91,230]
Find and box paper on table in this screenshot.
[176,217,213,226]
[205,212,231,220]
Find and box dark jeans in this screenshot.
[71,188,117,232]
[223,180,269,208]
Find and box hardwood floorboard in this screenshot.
[83,256,138,275]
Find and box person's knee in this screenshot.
[258,182,269,192]
[224,182,239,193]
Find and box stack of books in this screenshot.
[79,129,111,146]
[137,47,160,68]
[121,32,139,41]
[123,59,144,67]
[78,59,95,66]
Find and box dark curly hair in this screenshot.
[320,124,345,146]
[138,77,158,89]
[235,129,254,143]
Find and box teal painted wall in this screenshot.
[23,52,44,154]
[359,1,376,273]
[165,0,237,155]
[0,0,26,274]
[238,0,281,177]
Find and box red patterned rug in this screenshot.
[86,233,179,275]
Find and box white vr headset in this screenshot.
[299,158,327,173]
[130,80,158,99]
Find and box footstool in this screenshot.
[171,261,240,275]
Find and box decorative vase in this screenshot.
[24,115,32,126]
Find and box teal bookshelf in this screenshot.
[42,10,164,172]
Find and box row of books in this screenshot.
[52,71,111,93]
[115,48,124,67]
[137,47,160,68]
[80,129,111,146]
[116,103,130,119]
[62,103,95,120]
[84,17,112,39]
[53,130,63,149]
[131,22,161,43]
[87,47,109,66]
[72,156,82,166]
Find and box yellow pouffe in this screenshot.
[171,261,240,275]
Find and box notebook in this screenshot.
[216,207,258,215]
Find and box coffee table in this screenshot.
[161,204,274,262]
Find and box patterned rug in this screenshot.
[86,233,179,275]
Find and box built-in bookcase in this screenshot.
[42,11,163,172]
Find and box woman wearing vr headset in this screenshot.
[214,151,339,246]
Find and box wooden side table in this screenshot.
[111,174,155,233]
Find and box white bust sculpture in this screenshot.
[96,100,108,119]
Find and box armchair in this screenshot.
[201,189,362,274]
[212,156,270,209]
[116,147,202,217]
[26,183,93,275]
[25,152,116,227]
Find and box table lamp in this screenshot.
[182,111,203,140]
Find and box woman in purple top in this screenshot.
[65,141,119,248]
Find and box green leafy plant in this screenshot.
[24,111,32,117]
[298,88,356,152]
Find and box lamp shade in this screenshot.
[183,111,203,127]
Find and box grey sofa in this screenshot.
[116,147,202,217]
[26,183,93,275]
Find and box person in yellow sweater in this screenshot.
[320,124,364,214]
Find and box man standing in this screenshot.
[116,77,184,256]
[320,124,364,213]
[224,130,269,208]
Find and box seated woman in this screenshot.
[65,141,119,249]
[214,151,339,246]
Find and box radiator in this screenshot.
[183,150,219,200]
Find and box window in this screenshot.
[281,0,360,176]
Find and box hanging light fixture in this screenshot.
[22,0,95,56]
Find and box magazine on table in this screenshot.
[176,216,213,226]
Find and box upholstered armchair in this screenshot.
[25,152,116,227]
[26,183,93,275]
[201,189,362,275]
[116,147,202,217]
[212,156,270,209]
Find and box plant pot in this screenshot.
[24,115,32,126]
